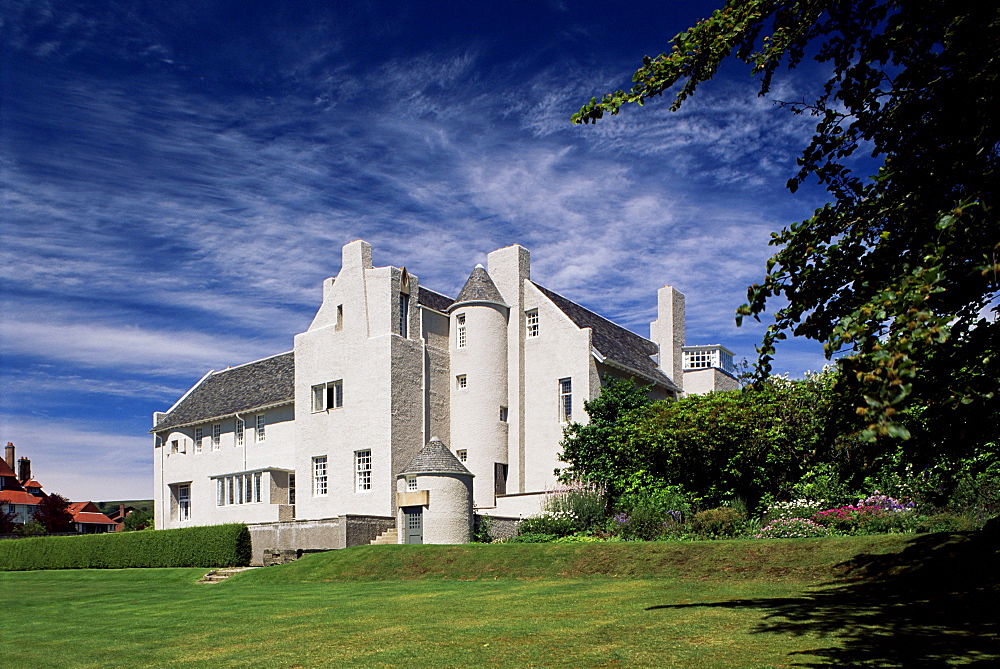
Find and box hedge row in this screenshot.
[0,523,251,571]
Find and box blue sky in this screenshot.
[2,0,840,502]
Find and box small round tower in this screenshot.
[448,264,509,510]
[396,437,474,544]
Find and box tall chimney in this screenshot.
[4,442,13,469]
[18,457,31,483]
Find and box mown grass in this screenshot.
[2,532,997,668]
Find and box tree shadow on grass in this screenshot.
[647,523,1000,667]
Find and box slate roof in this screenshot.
[152,352,295,432]
[416,287,454,313]
[400,438,473,477]
[532,282,680,392]
[453,265,506,306]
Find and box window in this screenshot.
[500,406,508,422]
[312,380,344,412]
[456,374,467,390]
[194,427,203,454]
[683,349,714,370]
[335,304,343,331]
[456,313,466,348]
[235,417,245,447]
[289,474,296,505]
[217,473,264,506]
[170,440,179,455]
[406,475,417,491]
[255,414,266,442]
[526,309,539,338]
[177,484,191,521]
[313,456,328,496]
[399,292,410,338]
[559,378,573,422]
[456,449,467,463]
[213,423,221,449]
[355,450,372,491]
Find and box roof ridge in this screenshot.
[212,350,294,376]
[531,281,653,345]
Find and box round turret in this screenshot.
[449,265,509,510]
[396,438,474,544]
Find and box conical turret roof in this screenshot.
[452,264,506,308]
[399,438,473,477]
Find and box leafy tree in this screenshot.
[123,509,153,531]
[559,371,872,512]
[573,0,999,449]
[0,503,17,534]
[556,378,655,501]
[33,493,75,533]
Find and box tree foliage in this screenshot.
[573,0,999,449]
[559,373,870,511]
[0,504,17,534]
[33,493,75,534]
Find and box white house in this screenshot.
[151,240,737,560]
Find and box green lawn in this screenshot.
[2,533,996,667]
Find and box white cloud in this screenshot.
[0,414,152,502]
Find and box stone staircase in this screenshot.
[197,566,259,584]
[370,527,398,545]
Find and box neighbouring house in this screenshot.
[0,443,116,533]
[151,241,737,560]
[67,501,118,534]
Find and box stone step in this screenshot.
[197,566,260,584]
[370,528,398,545]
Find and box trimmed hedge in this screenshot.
[0,523,251,571]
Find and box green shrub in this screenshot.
[692,507,744,538]
[0,523,251,571]
[610,486,693,540]
[916,513,979,533]
[517,514,577,538]
[544,481,608,531]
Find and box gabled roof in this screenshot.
[0,458,17,479]
[399,438,473,477]
[452,265,506,307]
[532,282,680,392]
[152,352,295,432]
[0,490,42,505]
[416,287,454,313]
[72,512,116,525]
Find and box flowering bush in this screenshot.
[811,492,919,535]
[609,509,685,540]
[763,499,828,522]
[755,517,831,539]
[857,491,916,512]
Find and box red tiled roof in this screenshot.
[72,512,116,525]
[0,458,17,478]
[0,490,42,505]
[22,480,43,489]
